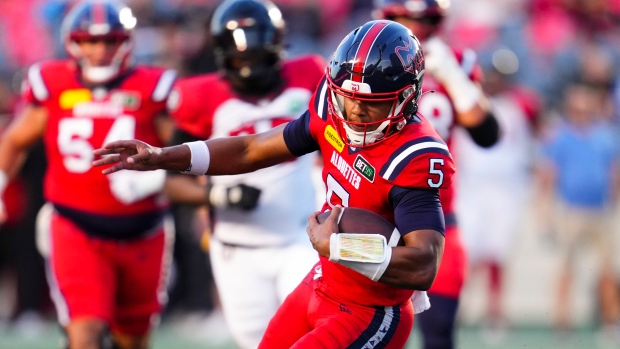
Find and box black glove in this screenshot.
[208,183,261,211]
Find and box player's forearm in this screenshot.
[204,125,294,175]
[378,231,444,290]
[164,175,208,205]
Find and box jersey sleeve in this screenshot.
[455,48,484,84]
[379,136,455,191]
[166,80,212,139]
[21,63,49,104]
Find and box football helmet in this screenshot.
[61,0,136,84]
[210,0,285,95]
[373,0,449,39]
[327,20,424,148]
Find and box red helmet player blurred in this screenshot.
[61,0,136,84]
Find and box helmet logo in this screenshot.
[395,38,415,74]
[351,83,360,92]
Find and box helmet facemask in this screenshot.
[66,35,133,84]
[327,77,417,148]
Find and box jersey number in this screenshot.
[325,174,349,208]
[58,116,136,173]
[427,158,444,188]
[419,92,454,141]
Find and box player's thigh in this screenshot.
[292,297,414,349]
[258,270,317,349]
[428,225,466,298]
[48,212,116,326]
[276,240,319,300]
[210,238,280,343]
[114,219,174,336]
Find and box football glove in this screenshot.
[424,37,481,113]
[208,183,261,211]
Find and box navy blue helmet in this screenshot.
[61,0,136,83]
[327,20,425,147]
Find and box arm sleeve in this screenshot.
[283,110,319,156]
[464,112,500,148]
[389,186,445,236]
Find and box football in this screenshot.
[316,207,403,246]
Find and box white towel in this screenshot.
[412,291,431,314]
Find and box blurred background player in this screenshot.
[453,49,541,340]
[93,19,455,348]
[374,1,500,348]
[163,0,324,348]
[0,1,176,348]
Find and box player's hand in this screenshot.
[307,206,342,259]
[423,37,459,84]
[208,183,261,211]
[93,140,163,174]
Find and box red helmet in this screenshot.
[61,0,136,84]
[327,20,425,148]
[374,0,449,25]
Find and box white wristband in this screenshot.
[182,141,210,175]
[0,170,8,196]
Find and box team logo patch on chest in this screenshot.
[324,125,345,153]
[353,155,375,183]
[110,91,141,110]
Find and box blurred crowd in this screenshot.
[1,0,620,346]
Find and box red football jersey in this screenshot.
[417,48,483,216]
[308,78,455,307]
[169,55,325,139]
[22,61,175,215]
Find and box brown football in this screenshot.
[316,207,403,246]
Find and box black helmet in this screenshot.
[210,0,285,95]
[327,20,425,148]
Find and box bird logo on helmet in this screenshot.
[210,0,286,96]
[61,0,137,84]
[327,20,425,148]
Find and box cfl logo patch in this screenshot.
[351,83,360,91]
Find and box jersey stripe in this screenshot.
[152,69,177,102]
[346,306,400,348]
[28,63,49,101]
[314,77,329,120]
[380,137,450,181]
[92,1,106,25]
[351,21,390,83]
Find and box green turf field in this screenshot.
[0,323,616,349]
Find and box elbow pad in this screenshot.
[464,112,500,148]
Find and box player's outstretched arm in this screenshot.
[93,124,296,176]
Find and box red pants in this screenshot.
[259,267,414,349]
[47,212,171,335]
[428,225,467,298]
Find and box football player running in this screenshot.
[163,0,324,348]
[0,1,176,348]
[374,1,500,348]
[94,20,455,348]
